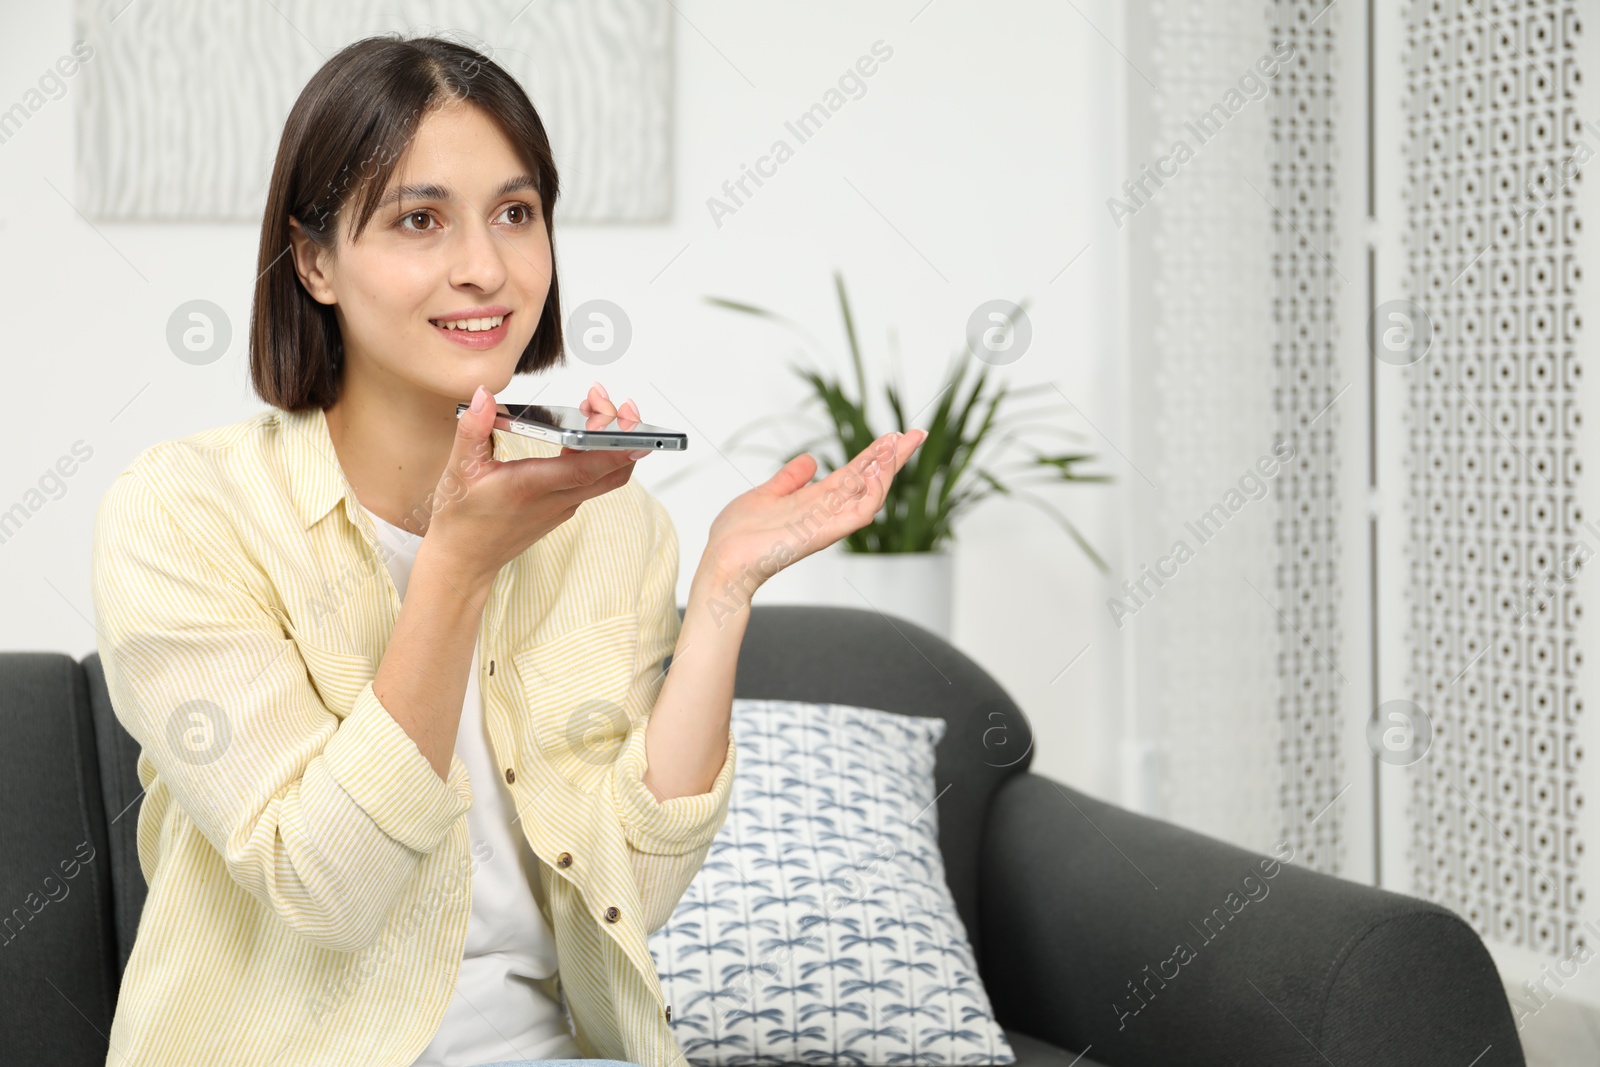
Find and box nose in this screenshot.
[448,210,510,293]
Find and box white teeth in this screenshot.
[432,314,505,332]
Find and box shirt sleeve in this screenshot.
[605,492,736,928]
[91,465,472,954]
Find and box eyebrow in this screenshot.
[375,174,540,211]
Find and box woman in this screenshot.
[90,32,924,1067]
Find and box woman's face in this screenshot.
[293,100,552,406]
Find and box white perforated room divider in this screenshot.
[1121,0,1365,878]
[1374,0,1600,1009]
[1123,0,1600,1007]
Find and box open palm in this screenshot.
[704,428,927,587]
[575,380,926,589]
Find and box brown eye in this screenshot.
[499,202,538,226]
[401,210,435,232]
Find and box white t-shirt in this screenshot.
[360,505,582,1066]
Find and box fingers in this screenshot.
[855,430,922,519]
[583,381,617,430]
[580,381,611,412]
[883,428,927,470]
[829,430,922,518]
[453,385,498,474]
[538,449,639,512]
[580,381,644,435]
[832,429,923,493]
[760,451,820,497]
[562,384,644,475]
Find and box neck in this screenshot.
[324,370,468,537]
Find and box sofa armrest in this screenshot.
[978,772,1524,1067]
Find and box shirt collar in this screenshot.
[281,407,345,530]
[281,404,527,531]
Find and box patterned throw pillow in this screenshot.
[649,698,1017,1066]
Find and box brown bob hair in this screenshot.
[250,33,565,412]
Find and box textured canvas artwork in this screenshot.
[73,0,671,222]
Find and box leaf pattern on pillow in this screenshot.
[649,699,1017,1066]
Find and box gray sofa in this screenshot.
[1,604,1524,1066]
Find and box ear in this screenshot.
[287,216,337,306]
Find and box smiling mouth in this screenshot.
[429,312,509,332]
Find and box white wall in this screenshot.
[0,0,1127,801]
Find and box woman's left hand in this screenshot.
[582,379,927,592]
[701,428,928,590]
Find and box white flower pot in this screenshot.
[838,547,954,640]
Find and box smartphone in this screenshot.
[455,401,689,451]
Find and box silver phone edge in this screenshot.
[507,418,687,451]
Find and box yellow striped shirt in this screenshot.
[90,403,736,1067]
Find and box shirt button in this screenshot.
[556,851,573,868]
[604,905,621,923]
[504,767,515,784]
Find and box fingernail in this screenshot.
[471,385,487,412]
[864,460,881,477]
[627,449,651,460]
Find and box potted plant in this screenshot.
[674,270,1110,638]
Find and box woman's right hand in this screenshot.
[421,384,647,592]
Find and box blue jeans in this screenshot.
[472,1061,646,1067]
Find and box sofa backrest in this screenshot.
[0,652,124,1064]
[82,653,146,977]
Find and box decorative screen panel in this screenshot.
[1400,0,1589,961]
[1137,0,1281,851]
[1269,0,1349,875]
[1123,0,1349,872]
[1120,0,1356,870]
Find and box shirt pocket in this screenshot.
[511,612,641,791]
